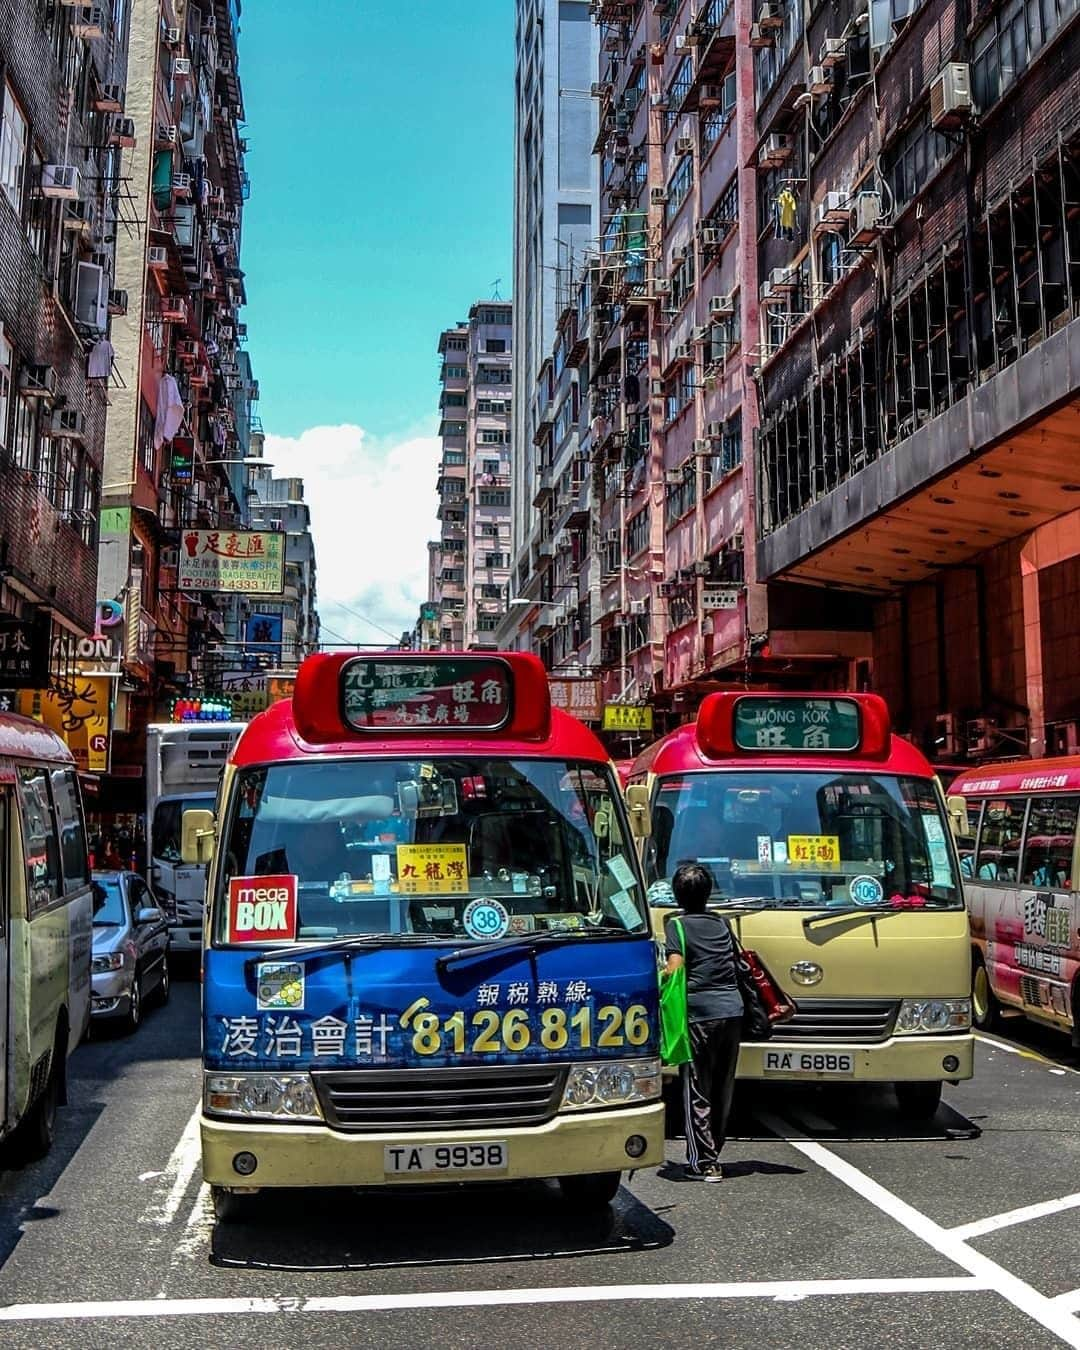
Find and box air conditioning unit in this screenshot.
[807,65,832,95]
[706,421,723,438]
[850,190,884,243]
[709,292,735,316]
[161,294,188,322]
[176,339,200,361]
[172,171,192,195]
[692,325,710,344]
[147,245,168,269]
[930,62,972,129]
[674,342,692,362]
[108,288,128,315]
[157,123,178,145]
[629,598,648,615]
[92,83,124,112]
[74,261,108,332]
[71,6,107,39]
[19,364,57,400]
[700,225,724,245]
[650,378,665,396]
[675,134,694,155]
[50,408,86,440]
[40,164,81,200]
[816,189,850,229]
[653,278,672,295]
[172,56,193,80]
[674,33,689,49]
[657,581,677,598]
[650,92,668,108]
[820,35,848,66]
[757,1,784,29]
[664,468,684,485]
[590,81,612,98]
[62,198,94,234]
[650,186,668,205]
[749,22,774,46]
[111,116,137,147]
[605,528,619,544]
[698,84,723,107]
[769,266,797,294]
[758,133,792,167]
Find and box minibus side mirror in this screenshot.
[946,794,967,840]
[181,809,216,865]
[625,784,652,839]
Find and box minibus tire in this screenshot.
[894,1080,942,1120]
[559,1171,621,1209]
[14,1031,64,1162]
[211,1185,255,1224]
[971,951,1000,1032]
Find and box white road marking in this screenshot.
[139,1105,201,1227]
[974,1033,1080,1076]
[171,1185,213,1266]
[0,1277,988,1323]
[1052,1290,1080,1314]
[950,1192,1080,1243]
[138,1171,163,1182]
[761,1114,1080,1349]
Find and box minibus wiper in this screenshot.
[802,905,908,930]
[243,933,436,970]
[436,925,641,973]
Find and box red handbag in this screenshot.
[737,943,797,1025]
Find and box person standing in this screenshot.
[664,862,743,1181]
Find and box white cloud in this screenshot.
[262,422,440,647]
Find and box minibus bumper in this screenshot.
[201,1101,666,1189]
[734,1032,975,1082]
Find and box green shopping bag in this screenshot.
[659,916,692,1066]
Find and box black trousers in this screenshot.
[680,1016,742,1170]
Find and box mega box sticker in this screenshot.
[256,961,305,1010]
[226,874,298,943]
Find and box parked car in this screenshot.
[90,871,171,1032]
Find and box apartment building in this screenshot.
[422,303,514,650]
[511,0,599,620]
[752,0,1080,760]
[244,463,319,671]
[0,0,131,681]
[96,0,259,785]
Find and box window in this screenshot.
[627,507,649,557]
[971,0,1078,110]
[26,145,48,260]
[665,464,697,526]
[55,444,77,515]
[885,116,953,211]
[0,333,11,448]
[819,229,849,290]
[663,57,693,135]
[482,459,501,476]
[481,429,508,445]
[665,155,693,223]
[138,397,155,475]
[477,308,510,325]
[443,421,466,436]
[708,295,741,365]
[0,84,28,212]
[18,765,62,915]
[701,72,737,153]
[12,393,38,473]
[476,614,500,633]
[444,366,466,379]
[974,798,1026,883]
[671,248,696,309]
[484,339,507,353]
[1019,796,1078,889]
[443,450,465,465]
[443,392,466,408]
[478,489,510,507]
[51,767,88,893]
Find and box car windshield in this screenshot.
[215,757,648,943]
[153,796,211,863]
[92,877,127,926]
[645,770,963,910]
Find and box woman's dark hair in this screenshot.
[672,861,712,913]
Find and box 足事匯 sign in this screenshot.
[549,678,602,722]
[341,658,511,731]
[602,704,654,733]
[178,529,285,595]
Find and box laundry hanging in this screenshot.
[153,372,185,449]
[86,337,113,380]
[774,187,798,241]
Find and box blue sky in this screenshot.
[240,0,514,442]
[237,3,515,644]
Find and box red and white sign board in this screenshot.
[226,874,298,943]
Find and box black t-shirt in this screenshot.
[664,911,744,1023]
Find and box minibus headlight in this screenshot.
[895,999,971,1034]
[560,1058,661,1111]
[204,1072,322,1122]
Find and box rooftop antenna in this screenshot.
[490,278,503,300]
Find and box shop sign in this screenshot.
[701,585,742,612]
[0,612,51,689]
[15,676,112,772]
[178,529,285,595]
[602,703,654,733]
[549,678,602,722]
[245,612,283,662]
[266,674,296,703]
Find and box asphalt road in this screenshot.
[1,969,1079,1349]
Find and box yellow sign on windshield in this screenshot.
[787,835,840,866]
[396,843,469,894]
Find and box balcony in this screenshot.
[532,464,554,507]
[682,0,736,109]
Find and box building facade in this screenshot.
[243,462,319,672]
[421,303,513,650]
[511,0,599,625]
[0,0,131,675]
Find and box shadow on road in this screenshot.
[210,1180,674,1272]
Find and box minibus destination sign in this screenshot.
[732,696,861,753]
[340,658,512,731]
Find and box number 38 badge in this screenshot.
[463,898,510,940]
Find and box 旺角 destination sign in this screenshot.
[732,696,861,753]
[340,658,512,731]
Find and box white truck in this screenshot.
[146,723,246,954]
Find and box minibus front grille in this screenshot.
[313,1064,568,1132]
[777,999,899,1043]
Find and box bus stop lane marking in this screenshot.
[949,1192,1080,1244]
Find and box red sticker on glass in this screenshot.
[226,874,298,943]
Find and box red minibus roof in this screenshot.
[0,712,75,768]
[631,691,933,780]
[231,651,613,768]
[951,757,1080,797]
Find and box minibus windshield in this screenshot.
[215,757,648,943]
[646,770,963,910]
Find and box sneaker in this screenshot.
[702,1164,724,1182]
[684,1165,709,1180]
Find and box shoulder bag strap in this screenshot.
[672,915,686,956]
